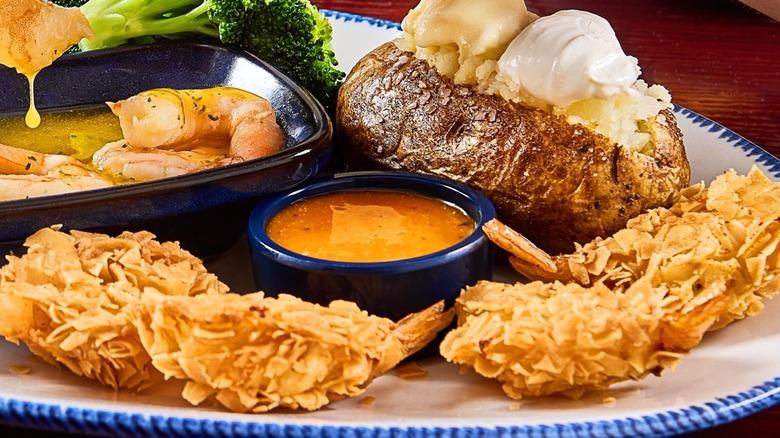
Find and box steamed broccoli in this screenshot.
[50,0,344,109]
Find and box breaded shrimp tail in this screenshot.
[133,293,454,413]
[440,278,727,400]
[0,226,228,390]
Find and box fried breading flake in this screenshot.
[487,166,780,330]
[9,365,31,375]
[133,293,453,413]
[394,361,428,379]
[440,277,727,399]
[0,226,228,390]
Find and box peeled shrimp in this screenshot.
[441,166,780,399]
[96,87,285,182]
[0,0,93,76]
[0,143,112,201]
[92,140,206,182]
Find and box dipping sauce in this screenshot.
[0,106,123,160]
[266,190,475,262]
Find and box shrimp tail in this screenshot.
[482,218,565,281]
[374,300,455,376]
[659,280,729,352]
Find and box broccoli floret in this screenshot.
[49,0,344,109]
[214,1,344,108]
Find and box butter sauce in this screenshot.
[266,190,475,263]
[24,73,41,128]
[0,106,123,161]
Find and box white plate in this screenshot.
[2,11,780,438]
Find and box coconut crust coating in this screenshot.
[488,166,780,329]
[134,292,452,412]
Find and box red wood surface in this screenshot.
[313,0,780,437]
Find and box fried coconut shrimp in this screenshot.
[440,278,726,399]
[485,166,780,330]
[0,226,228,390]
[134,293,453,412]
[441,166,780,399]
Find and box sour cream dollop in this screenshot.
[497,10,641,108]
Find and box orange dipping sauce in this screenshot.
[266,190,475,262]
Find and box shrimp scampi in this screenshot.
[0,86,286,197]
[97,87,285,182]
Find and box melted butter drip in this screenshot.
[24,72,40,128]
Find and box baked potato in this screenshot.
[336,42,690,254]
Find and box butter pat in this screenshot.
[397,0,533,84]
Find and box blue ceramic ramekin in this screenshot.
[246,171,496,322]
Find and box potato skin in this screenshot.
[336,42,690,254]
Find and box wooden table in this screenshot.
[313,0,780,437]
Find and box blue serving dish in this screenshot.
[247,171,496,322]
[0,41,332,257]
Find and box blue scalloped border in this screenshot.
[1,10,779,438]
[2,375,780,437]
